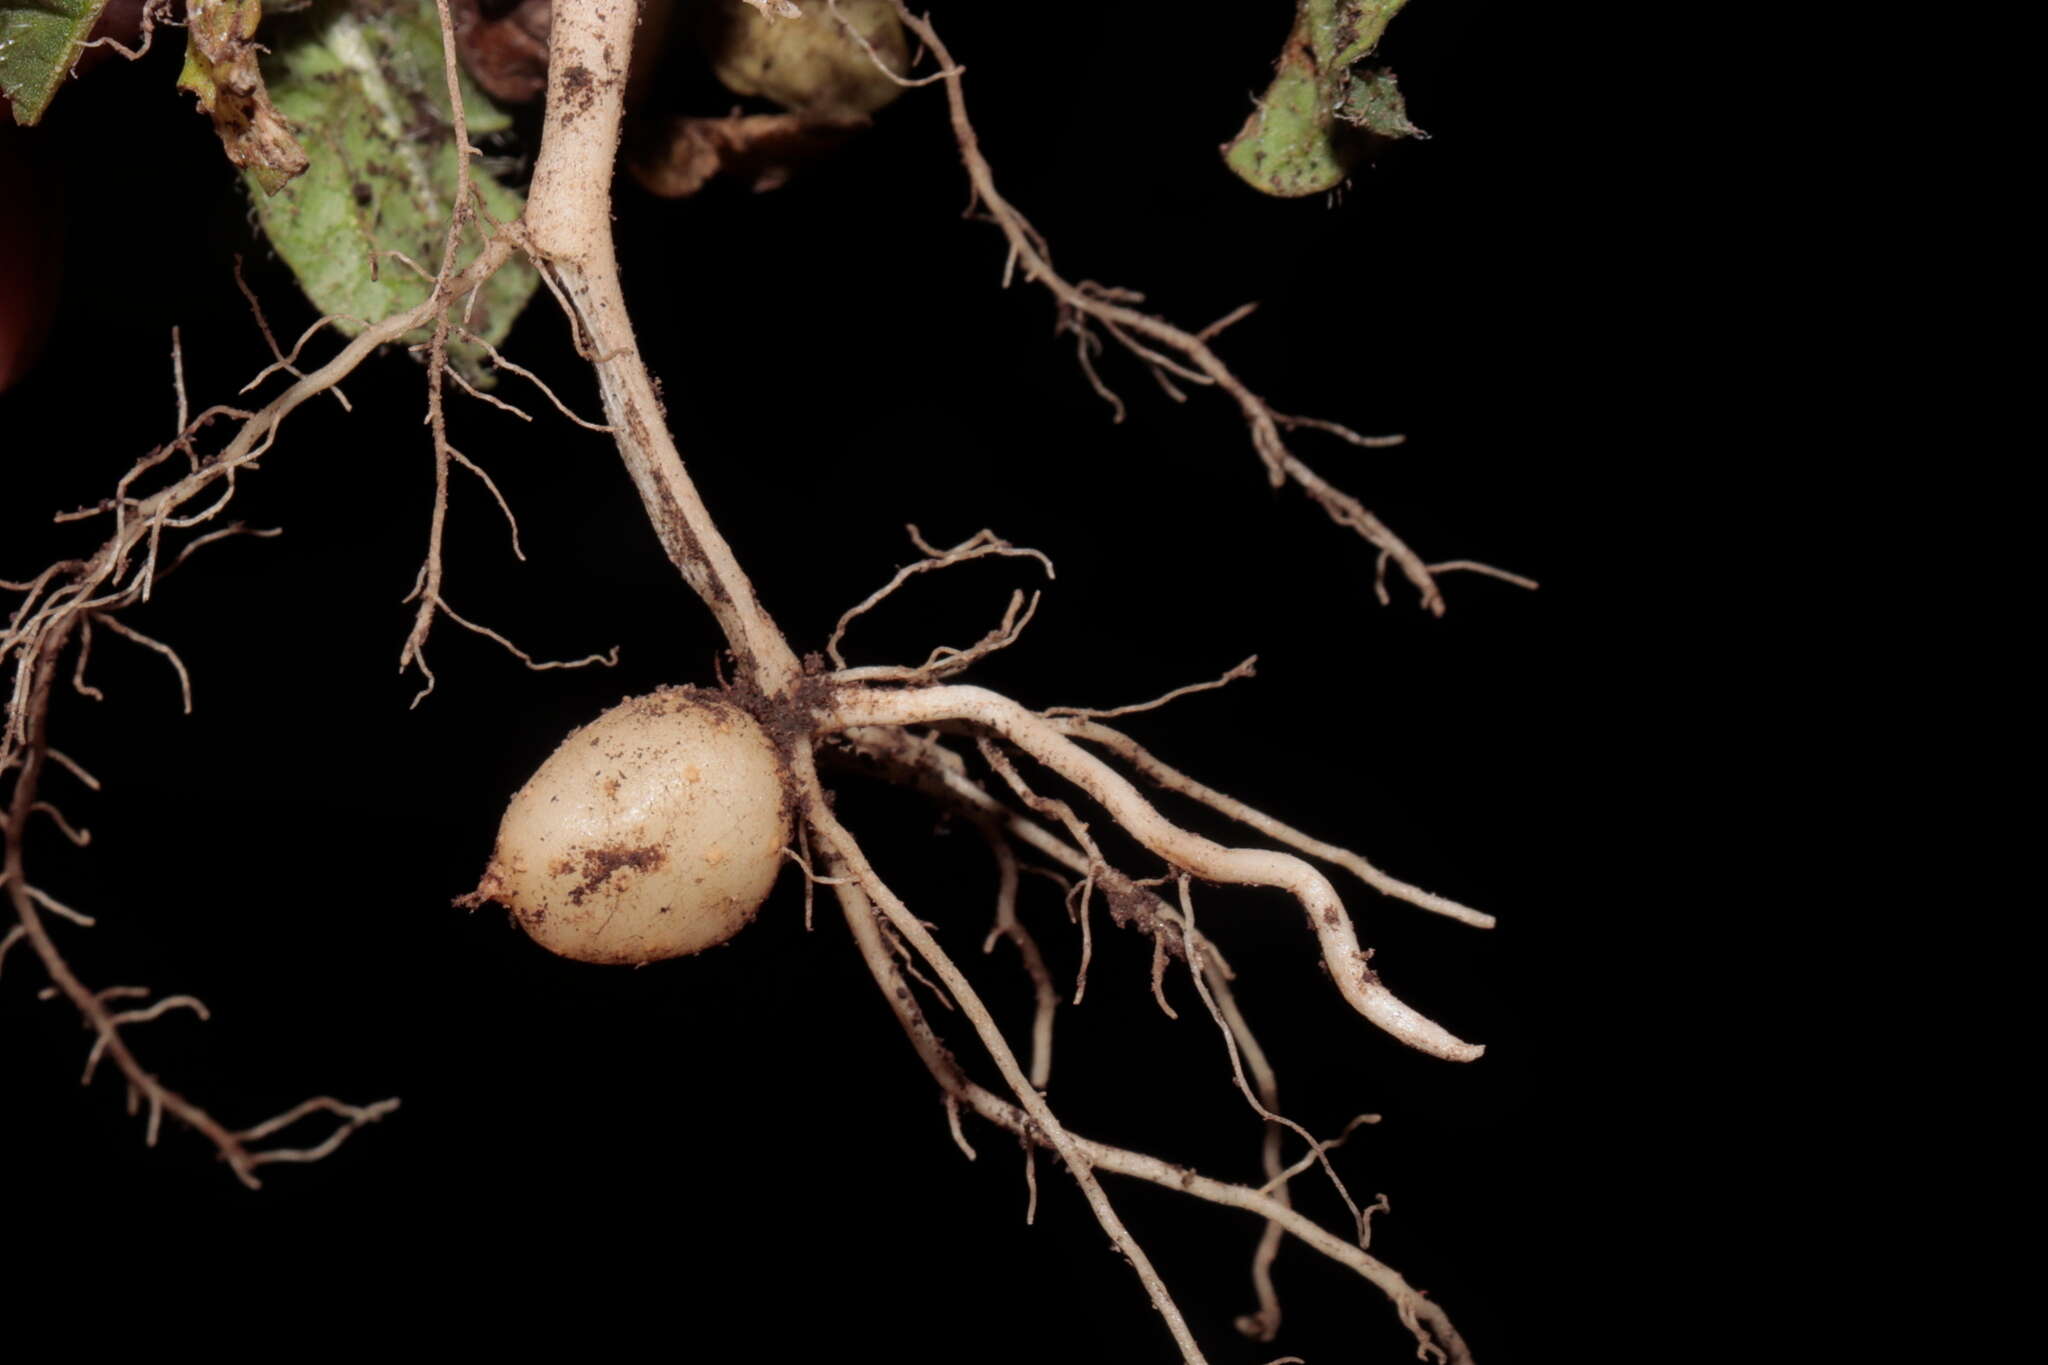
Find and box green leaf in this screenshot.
[2,0,113,125]
[1222,0,1423,199]
[250,0,536,380]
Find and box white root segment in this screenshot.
[1058,717,1496,930]
[823,685,1483,1062]
[525,0,800,695]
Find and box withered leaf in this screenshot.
[628,110,867,198]
[179,0,310,194]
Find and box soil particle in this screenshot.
[559,63,598,120]
[566,842,667,905]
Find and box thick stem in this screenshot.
[526,0,800,693]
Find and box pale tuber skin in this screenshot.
[460,688,792,964]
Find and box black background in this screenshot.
[2,3,1656,1359]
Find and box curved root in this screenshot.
[822,684,1482,1062]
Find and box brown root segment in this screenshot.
[862,0,1539,616]
[1,233,512,1179]
[4,633,398,1186]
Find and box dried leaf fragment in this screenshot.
[450,0,551,104]
[179,0,310,194]
[699,0,906,121]
[628,109,867,197]
[658,0,904,194]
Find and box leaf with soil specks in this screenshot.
[1,0,112,125]
[180,0,309,193]
[1223,0,1424,198]
[250,0,536,382]
[1337,65,1422,140]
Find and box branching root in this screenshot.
[825,684,1484,1063]
[855,1,1536,616]
[3,15,523,1182]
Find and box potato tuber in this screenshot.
[460,688,792,964]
